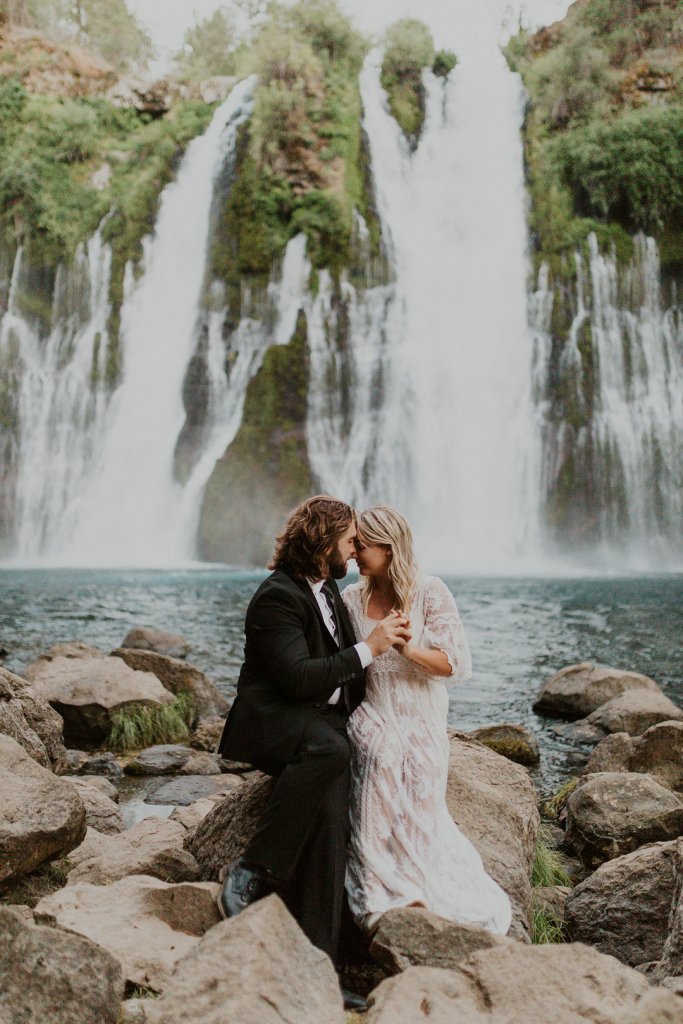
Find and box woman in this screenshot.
[343,505,512,934]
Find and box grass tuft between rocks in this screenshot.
[542,777,580,821]
[532,907,566,944]
[107,691,195,751]
[532,826,573,888]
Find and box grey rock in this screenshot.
[82,751,123,779]
[78,774,119,801]
[120,627,190,659]
[0,736,86,884]
[68,778,125,835]
[119,999,148,1024]
[169,797,220,831]
[533,663,661,719]
[0,666,68,773]
[446,732,539,940]
[623,988,683,1023]
[190,715,225,752]
[565,838,683,967]
[143,894,345,1024]
[179,751,222,775]
[530,885,571,923]
[185,772,275,878]
[148,773,244,806]
[124,744,193,775]
[112,648,227,719]
[467,723,540,766]
[0,905,123,1024]
[36,874,220,993]
[586,721,683,792]
[370,907,512,974]
[31,642,103,663]
[66,748,89,771]
[583,689,683,739]
[26,655,174,744]
[365,942,652,1024]
[67,817,199,885]
[565,772,683,868]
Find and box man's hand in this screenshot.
[366,610,412,658]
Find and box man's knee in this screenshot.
[300,724,350,773]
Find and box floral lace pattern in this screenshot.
[343,576,512,934]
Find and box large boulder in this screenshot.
[120,628,190,659]
[0,905,123,1024]
[190,715,225,752]
[655,870,683,984]
[446,733,539,938]
[466,723,539,766]
[143,895,345,1024]
[533,663,661,719]
[112,648,228,719]
[185,772,275,878]
[67,817,199,885]
[565,838,683,968]
[35,874,220,993]
[369,907,513,974]
[0,736,86,884]
[586,722,683,792]
[582,690,683,739]
[0,666,67,773]
[624,989,683,1024]
[565,772,683,868]
[68,778,125,835]
[365,943,655,1023]
[25,654,174,743]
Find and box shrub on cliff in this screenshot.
[551,106,683,230]
[381,18,435,147]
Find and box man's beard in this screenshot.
[328,549,348,580]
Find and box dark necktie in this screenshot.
[321,581,339,645]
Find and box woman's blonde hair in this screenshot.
[357,505,418,614]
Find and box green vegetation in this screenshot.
[432,49,458,78]
[174,6,237,80]
[206,0,377,314]
[380,18,435,147]
[0,0,152,71]
[506,0,683,279]
[541,777,580,821]
[0,72,213,374]
[532,827,573,887]
[531,907,566,944]
[108,692,196,751]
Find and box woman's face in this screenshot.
[355,535,392,578]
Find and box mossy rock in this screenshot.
[468,724,540,766]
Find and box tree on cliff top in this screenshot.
[60,0,152,71]
[174,6,237,80]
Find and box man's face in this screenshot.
[328,520,357,580]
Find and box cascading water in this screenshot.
[531,233,683,568]
[308,42,541,572]
[0,224,113,561]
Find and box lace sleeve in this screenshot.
[422,577,472,682]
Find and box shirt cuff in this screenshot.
[355,641,373,669]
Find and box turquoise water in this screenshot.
[1,569,681,794]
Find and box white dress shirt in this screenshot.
[308,579,373,704]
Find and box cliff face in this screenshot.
[506,0,683,554]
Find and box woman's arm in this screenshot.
[398,643,452,676]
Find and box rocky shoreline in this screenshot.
[1,633,682,1023]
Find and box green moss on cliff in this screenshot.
[380,19,435,149]
[198,309,312,565]
[507,0,683,280]
[205,0,378,315]
[0,73,214,378]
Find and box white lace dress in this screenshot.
[343,575,512,934]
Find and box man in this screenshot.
[217,495,408,1010]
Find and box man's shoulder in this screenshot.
[250,569,308,606]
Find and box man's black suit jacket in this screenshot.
[218,569,366,773]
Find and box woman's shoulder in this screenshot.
[415,574,458,607]
[341,580,363,604]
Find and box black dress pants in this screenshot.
[244,707,351,961]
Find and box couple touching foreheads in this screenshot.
[217,495,511,1010]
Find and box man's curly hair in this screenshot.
[269,495,355,580]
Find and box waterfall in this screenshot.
[0,226,113,561]
[308,47,541,572]
[532,233,683,568]
[0,77,259,566]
